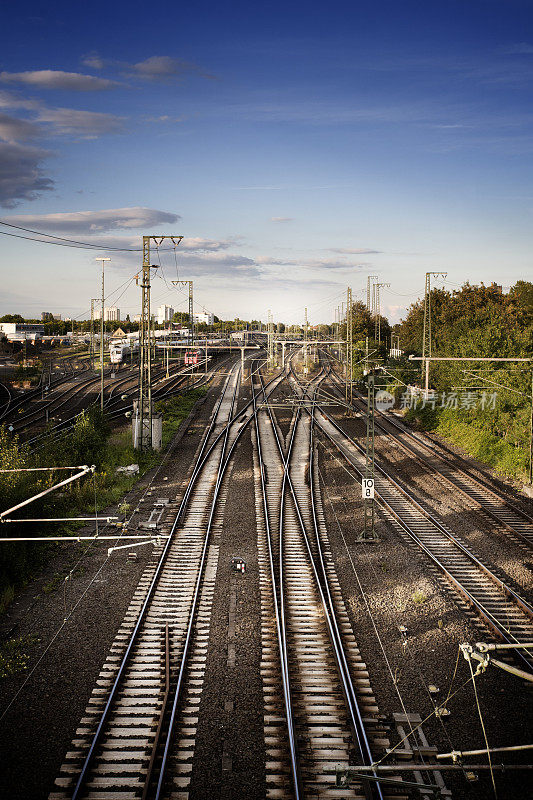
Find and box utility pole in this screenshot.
[367,275,378,313]
[90,298,98,370]
[374,283,390,344]
[267,309,275,369]
[304,307,308,375]
[95,258,110,411]
[345,287,353,409]
[360,371,377,540]
[138,235,183,450]
[422,271,447,394]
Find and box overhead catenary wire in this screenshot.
[0,221,175,252]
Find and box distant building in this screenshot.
[94,307,120,322]
[41,312,53,321]
[157,305,175,325]
[105,307,120,322]
[193,312,214,326]
[0,323,44,342]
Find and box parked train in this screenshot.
[184,350,200,365]
[109,336,139,364]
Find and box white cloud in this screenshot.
[328,247,381,254]
[37,107,125,137]
[0,70,119,91]
[0,141,54,207]
[180,237,236,252]
[0,113,40,142]
[125,55,215,81]
[270,216,294,223]
[0,89,126,139]
[176,251,261,278]
[0,90,41,111]
[256,255,366,270]
[81,53,105,70]
[2,207,180,233]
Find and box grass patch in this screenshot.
[405,406,528,481]
[156,387,207,447]
[0,635,38,679]
[412,590,428,605]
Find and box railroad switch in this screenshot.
[231,558,246,574]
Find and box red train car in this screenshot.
[184,350,199,365]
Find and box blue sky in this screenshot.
[0,0,532,325]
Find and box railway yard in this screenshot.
[0,347,532,800]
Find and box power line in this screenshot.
[0,221,177,253]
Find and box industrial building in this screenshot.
[0,323,44,341]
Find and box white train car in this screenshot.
[109,337,139,364]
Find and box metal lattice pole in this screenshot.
[345,288,353,410]
[304,307,308,375]
[361,372,376,539]
[367,275,378,313]
[267,309,275,369]
[422,271,447,393]
[90,298,97,370]
[139,235,183,450]
[95,259,110,411]
[374,283,390,345]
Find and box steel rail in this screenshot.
[0,357,92,421]
[347,391,533,546]
[71,356,285,799]
[258,361,383,799]
[10,368,115,432]
[329,366,533,531]
[153,363,242,799]
[305,379,384,797]
[26,360,201,448]
[285,365,384,798]
[145,356,286,798]
[314,400,533,673]
[251,361,303,800]
[69,364,234,800]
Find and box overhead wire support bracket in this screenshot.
[460,641,533,683]
[0,465,94,522]
[138,235,183,450]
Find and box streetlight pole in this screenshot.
[96,258,110,411]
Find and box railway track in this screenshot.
[252,364,400,800]
[20,358,210,448]
[308,374,533,675]
[327,369,533,550]
[0,355,91,422]
[50,357,287,800]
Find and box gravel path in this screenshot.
[189,423,265,800]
